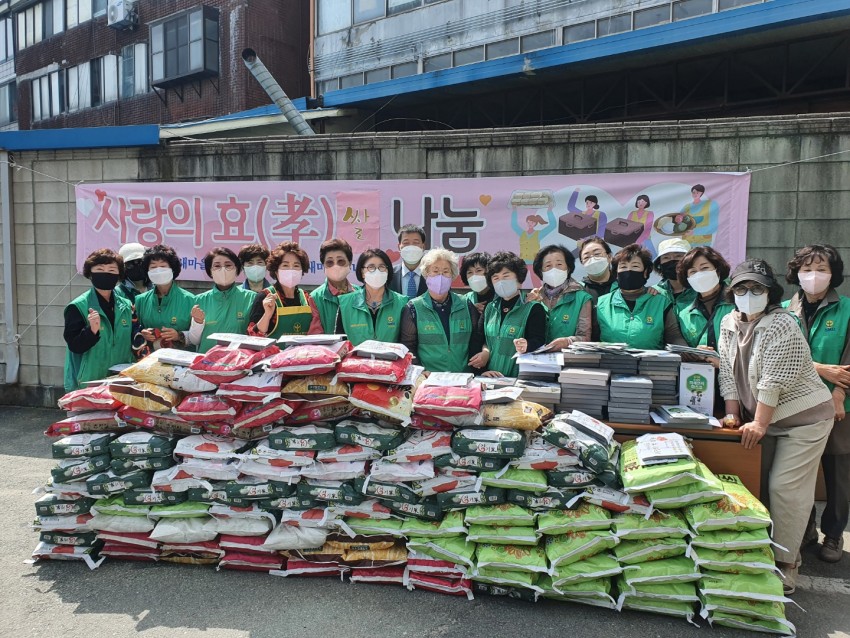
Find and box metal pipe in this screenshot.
[242,48,315,136]
[1,150,19,384]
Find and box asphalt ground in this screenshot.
[2,405,848,638]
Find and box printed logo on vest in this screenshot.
[459,321,466,330]
[293,322,303,333]
[171,316,177,325]
[826,319,835,332]
[425,323,437,332]
[561,314,570,323]
[387,316,395,325]
[121,318,128,326]
[237,312,244,319]
[646,316,654,325]
[508,326,517,336]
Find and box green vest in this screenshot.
[135,284,196,343]
[312,281,360,334]
[412,293,474,373]
[263,286,315,339]
[677,294,736,348]
[195,285,257,353]
[653,280,698,313]
[484,295,539,377]
[338,288,407,346]
[545,289,593,341]
[783,294,850,410]
[63,288,134,391]
[596,289,671,350]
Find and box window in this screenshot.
[17,0,64,49]
[597,13,631,37]
[454,46,484,66]
[354,0,384,23]
[318,0,351,34]
[673,0,713,21]
[634,5,670,29]
[319,78,339,94]
[486,39,519,60]
[121,43,148,98]
[365,67,390,84]
[91,54,118,106]
[388,0,421,14]
[66,62,91,112]
[0,18,15,61]
[150,7,220,88]
[0,83,16,125]
[339,72,363,88]
[93,0,107,17]
[392,61,417,78]
[32,71,63,121]
[564,22,595,44]
[424,52,451,72]
[521,31,555,53]
[718,0,761,9]
[67,0,93,29]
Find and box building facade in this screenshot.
[12,0,309,130]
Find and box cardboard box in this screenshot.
[678,362,715,416]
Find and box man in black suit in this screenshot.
[390,224,428,298]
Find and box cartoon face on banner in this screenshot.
[76,172,750,285]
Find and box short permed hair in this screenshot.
[786,243,844,290]
[238,243,270,265]
[486,251,527,286]
[677,246,730,290]
[460,252,492,285]
[532,244,575,279]
[577,236,613,261]
[420,248,459,279]
[143,244,182,279]
[203,247,241,277]
[319,238,353,265]
[268,241,310,275]
[83,248,124,279]
[613,244,653,275]
[355,248,394,284]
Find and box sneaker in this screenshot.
[820,536,844,563]
[777,562,798,596]
[802,522,819,548]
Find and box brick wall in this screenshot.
[13,0,309,129]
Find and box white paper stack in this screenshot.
[556,368,610,419]
[607,375,653,423]
[637,350,681,405]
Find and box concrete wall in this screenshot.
[2,111,850,405]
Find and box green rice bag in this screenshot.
[87,470,151,496]
[471,582,537,601]
[150,501,211,518]
[619,596,697,621]
[536,502,611,535]
[622,555,701,585]
[507,487,581,511]
[451,428,526,459]
[266,494,311,510]
[432,487,506,510]
[353,476,418,504]
[51,454,111,483]
[471,567,542,593]
[465,503,536,527]
[90,495,151,516]
[700,571,788,604]
[691,546,778,575]
[700,594,786,622]
[617,576,700,602]
[479,468,548,493]
[689,527,774,551]
[52,433,114,459]
[541,419,617,474]
[707,611,795,636]
[225,479,279,501]
[334,420,405,451]
[538,575,617,608]
[434,453,505,473]
[122,488,187,506]
[467,524,538,546]
[619,439,699,493]
[646,461,725,509]
[685,474,771,532]
[546,468,599,489]
[267,425,336,451]
[110,456,175,474]
[345,517,405,537]
[475,543,548,574]
[544,530,618,568]
[35,494,95,517]
[39,530,99,547]
[109,432,176,458]
[297,481,362,506]
[613,510,691,541]
[550,552,622,585]
[400,511,465,537]
[613,537,687,564]
[407,535,476,568]
[388,499,444,522]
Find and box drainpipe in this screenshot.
[242,48,315,136]
[1,150,18,384]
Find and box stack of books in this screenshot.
[599,352,639,376]
[557,368,610,419]
[608,375,653,423]
[654,405,712,430]
[515,380,561,410]
[562,351,602,369]
[516,352,563,383]
[637,351,681,405]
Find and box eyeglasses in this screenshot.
[211,264,236,272]
[733,284,767,296]
[364,265,389,273]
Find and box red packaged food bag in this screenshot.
[174,393,238,422]
[189,344,280,383]
[337,354,412,384]
[218,551,284,572]
[45,411,123,437]
[232,399,297,432]
[349,383,414,426]
[349,565,406,585]
[58,385,121,412]
[266,344,343,376]
[413,383,482,418]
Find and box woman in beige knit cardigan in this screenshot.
[718,259,834,596]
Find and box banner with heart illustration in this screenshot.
[75,171,751,285]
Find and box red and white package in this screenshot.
[159,539,223,559]
[412,470,478,497]
[266,345,342,375]
[190,344,280,383]
[271,559,348,578]
[300,461,367,482]
[413,383,482,417]
[218,550,284,571]
[329,499,393,520]
[580,486,653,516]
[337,354,412,384]
[30,542,104,570]
[405,571,474,598]
[174,434,245,460]
[239,459,302,482]
[349,383,414,426]
[316,445,382,464]
[232,399,296,431]
[219,534,277,554]
[248,440,316,467]
[119,407,204,437]
[511,436,581,471]
[174,393,238,422]
[58,385,121,412]
[408,413,456,431]
[288,397,354,424]
[100,542,161,562]
[368,459,434,483]
[179,457,242,482]
[45,411,122,437]
[349,565,406,585]
[383,431,453,463]
[94,531,158,549]
[217,371,284,402]
[406,551,468,577]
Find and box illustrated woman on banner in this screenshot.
[679,184,719,246]
[627,194,656,259]
[566,190,609,242]
[511,207,556,287]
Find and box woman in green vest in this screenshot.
[191,248,257,353]
[527,244,593,350]
[461,252,493,314]
[596,243,687,349]
[249,241,323,340]
[784,244,850,564]
[481,251,547,378]
[675,246,735,356]
[652,237,697,311]
[400,248,485,373]
[577,236,618,304]
[63,248,135,390]
[335,248,407,346]
[239,243,271,293]
[311,238,358,333]
[136,244,199,351]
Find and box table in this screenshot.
[607,422,762,498]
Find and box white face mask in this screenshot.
[364,270,388,288]
[798,271,831,296]
[541,267,569,288]
[493,278,519,299]
[277,269,303,288]
[400,245,424,265]
[735,291,769,316]
[583,256,610,277]
[468,274,488,293]
[687,269,720,294]
[325,265,350,283]
[212,269,236,287]
[148,267,173,286]
[244,264,266,283]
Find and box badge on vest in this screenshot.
[121,318,128,326]
[826,320,835,332]
[171,317,177,325]
[561,314,570,323]
[646,316,654,325]
[387,316,395,325]
[508,326,517,336]
[237,311,244,319]
[293,322,303,333]
[459,321,466,330]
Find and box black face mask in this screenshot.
[91,272,120,291]
[660,260,680,281]
[125,260,147,282]
[617,270,648,290]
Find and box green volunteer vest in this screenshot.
[135,284,195,337]
[412,292,474,373]
[677,294,736,348]
[312,281,360,334]
[195,285,257,353]
[63,288,134,391]
[484,294,539,377]
[783,294,850,410]
[653,279,698,313]
[338,288,407,346]
[596,289,671,350]
[546,289,593,341]
[264,286,314,339]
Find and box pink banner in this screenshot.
[75,172,751,285]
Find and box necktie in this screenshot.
[407,271,417,298]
